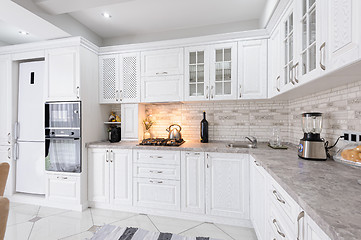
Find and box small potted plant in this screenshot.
[143,116,155,139]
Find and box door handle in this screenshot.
[7,148,11,159]
[210,86,214,99]
[205,86,209,99]
[272,190,285,204]
[320,42,326,71]
[272,219,285,238]
[76,86,80,99]
[110,150,113,162]
[239,85,242,98]
[106,150,109,162]
[297,211,305,240]
[276,76,280,92]
[7,133,11,144]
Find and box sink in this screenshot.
[227,142,256,149]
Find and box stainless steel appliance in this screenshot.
[45,101,82,173]
[15,61,46,195]
[139,138,185,146]
[166,124,182,140]
[298,112,327,160]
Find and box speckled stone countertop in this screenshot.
[87,140,361,240]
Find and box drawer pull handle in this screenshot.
[272,219,285,238]
[57,176,68,180]
[297,211,305,240]
[149,180,163,184]
[156,72,168,75]
[254,160,261,166]
[149,170,163,174]
[273,190,285,204]
[8,133,11,144]
[150,156,163,159]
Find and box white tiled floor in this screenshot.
[5,203,258,240]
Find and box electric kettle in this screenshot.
[166,124,182,140]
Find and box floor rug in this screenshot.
[89,225,222,240]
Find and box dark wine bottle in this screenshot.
[200,111,208,143]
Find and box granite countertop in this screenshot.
[87,140,361,240]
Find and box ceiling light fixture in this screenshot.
[101,12,112,19]
[19,30,29,35]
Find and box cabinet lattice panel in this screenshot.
[101,57,117,100]
[122,56,138,100]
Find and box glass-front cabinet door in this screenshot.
[184,46,209,101]
[209,42,237,100]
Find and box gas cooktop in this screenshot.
[139,138,185,147]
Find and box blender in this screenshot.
[298,112,327,160]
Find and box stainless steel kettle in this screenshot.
[166,124,182,140]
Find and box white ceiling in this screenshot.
[2,0,272,46]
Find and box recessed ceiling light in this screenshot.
[101,12,112,19]
[19,30,29,35]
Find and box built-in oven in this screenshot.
[45,101,81,173]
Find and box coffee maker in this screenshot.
[298,112,327,160]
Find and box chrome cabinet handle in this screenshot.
[156,72,168,75]
[110,150,113,162]
[273,219,285,238]
[294,62,299,83]
[210,86,214,99]
[106,150,109,162]
[150,156,163,159]
[297,211,305,240]
[289,66,295,85]
[149,180,163,184]
[239,85,242,98]
[76,86,80,99]
[205,86,209,99]
[57,176,68,180]
[273,190,285,204]
[149,170,163,174]
[254,160,261,166]
[7,148,11,159]
[320,42,326,71]
[14,143,19,161]
[115,90,119,101]
[119,90,123,101]
[276,76,281,92]
[7,133,10,144]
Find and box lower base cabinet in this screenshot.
[88,148,132,205]
[46,172,80,204]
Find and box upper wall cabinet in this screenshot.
[141,48,184,102]
[268,23,282,98]
[238,39,268,99]
[99,53,140,104]
[324,0,360,72]
[209,42,238,100]
[141,48,183,76]
[45,47,80,101]
[184,46,210,101]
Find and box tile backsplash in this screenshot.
[143,80,361,145]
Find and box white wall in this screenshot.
[259,0,280,28]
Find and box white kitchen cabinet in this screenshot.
[181,152,205,214]
[121,103,144,140]
[206,152,249,219]
[141,75,183,102]
[88,148,132,205]
[209,42,238,100]
[184,46,210,101]
[250,157,267,240]
[238,39,268,99]
[46,173,81,204]
[325,0,360,72]
[99,53,140,103]
[45,47,80,101]
[141,48,183,76]
[268,23,282,98]
[305,213,331,240]
[0,55,12,146]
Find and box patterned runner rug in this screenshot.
[89,225,222,240]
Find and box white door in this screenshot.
[209,42,238,100]
[268,24,282,97]
[238,39,268,99]
[88,148,109,203]
[141,48,183,76]
[109,149,132,205]
[325,0,360,72]
[206,152,249,219]
[0,55,12,146]
[119,53,141,103]
[181,152,205,214]
[99,54,120,103]
[15,142,45,194]
[45,47,79,101]
[141,75,184,102]
[250,158,267,240]
[184,46,210,101]
[121,104,139,140]
[18,61,45,141]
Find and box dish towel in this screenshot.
[89,225,222,240]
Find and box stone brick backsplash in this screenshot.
[142,80,361,145]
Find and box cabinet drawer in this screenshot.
[133,178,180,211]
[46,174,80,204]
[269,179,300,228]
[133,163,180,180]
[269,203,295,240]
[133,150,180,165]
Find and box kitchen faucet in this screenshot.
[245,136,257,148]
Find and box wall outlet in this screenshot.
[344,132,361,144]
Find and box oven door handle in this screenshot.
[45,137,80,140]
